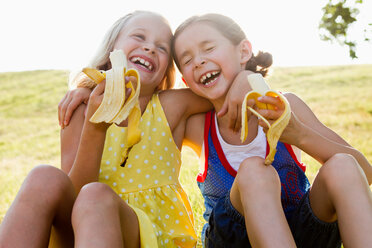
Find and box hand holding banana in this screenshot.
[241,74,291,165]
[82,49,142,157]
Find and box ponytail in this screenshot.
[245,51,273,77]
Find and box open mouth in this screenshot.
[130,56,154,71]
[199,71,220,86]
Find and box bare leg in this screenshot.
[230,156,296,248]
[71,182,140,248]
[0,165,76,248]
[309,153,372,248]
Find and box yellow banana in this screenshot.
[241,73,291,165]
[82,49,141,161]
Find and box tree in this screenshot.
[319,0,371,59]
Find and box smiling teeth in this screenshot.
[131,57,153,71]
[200,71,219,84]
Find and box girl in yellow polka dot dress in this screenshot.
[60,11,213,248]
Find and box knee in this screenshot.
[23,165,73,200]
[318,153,363,190]
[236,156,281,193]
[72,183,117,222]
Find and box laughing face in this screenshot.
[174,22,247,102]
[114,13,172,91]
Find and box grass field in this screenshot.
[1,65,372,246]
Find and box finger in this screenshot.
[257,108,283,121]
[234,104,242,133]
[258,95,283,110]
[91,79,106,97]
[217,99,228,117]
[228,103,237,130]
[64,97,85,127]
[258,119,270,131]
[125,87,132,100]
[60,93,72,128]
[58,93,68,126]
[125,76,138,87]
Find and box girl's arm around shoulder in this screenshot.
[183,113,205,157]
[159,88,212,148]
[284,92,372,184]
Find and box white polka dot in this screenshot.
[146,109,149,113]
[147,121,150,126]
[172,168,175,172]
[121,173,125,177]
[129,179,133,183]
[115,137,118,142]
[161,200,165,204]
[144,160,148,164]
[169,176,172,180]
[152,103,156,107]
[141,132,145,136]
[108,147,113,151]
[156,141,160,146]
[105,175,109,180]
[182,239,186,242]
[175,220,179,224]
[113,182,117,187]
[150,150,155,155]
[106,161,110,165]
[127,164,132,168]
[121,188,126,192]
[143,203,146,207]
[155,180,159,184]
[121,128,125,132]
[114,152,117,156]
[173,197,177,202]
[164,147,168,151]
[169,229,174,234]
[159,156,163,160]
[148,136,151,140]
[146,195,150,199]
[138,184,142,188]
[111,133,114,137]
[159,231,162,235]
[166,162,170,166]
[165,239,169,243]
[151,209,154,213]
[186,225,189,229]
[169,138,172,142]
[161,132,166,136]
[152,128,157,132]
[99,169,102,173]
[171,153,174,157]
[142,145,146,149]
[121,144,124,147]
[119,194,123,197]
[135,155,139,159]
[153,165,157,169]
[136,169,141,174]
[112,167,117,171]
[177,160,180,164]
[161,170,165,175]
[165,214,169,219]
[157,117,161,122]
[145,174,150,178]
[179,211,183,216]
[170,205,174,210]
[135,198,138,201]
[158,216,161,220]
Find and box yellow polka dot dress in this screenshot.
[99,94,197,248]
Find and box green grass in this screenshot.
[1,65,372,246]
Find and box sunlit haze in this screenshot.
[1,0,371,73]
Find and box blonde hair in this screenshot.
[70,11,175,91]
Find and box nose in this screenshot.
[143,43,155,54]
[194,57,206,69]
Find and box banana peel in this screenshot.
[241,73,291,165]
[82,49,141,162]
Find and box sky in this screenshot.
[1,0,371,73]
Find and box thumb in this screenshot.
[217,100,228,117]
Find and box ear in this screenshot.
[239,39,253,65]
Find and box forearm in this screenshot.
[297,124,372,184]
[68,120,107,192]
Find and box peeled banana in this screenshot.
[83,49,141,161]
[241,73,291,165]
